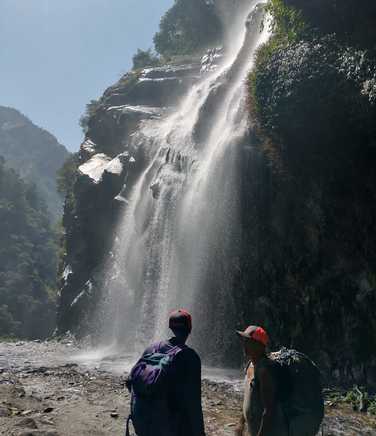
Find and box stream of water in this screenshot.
[96,1,270,365]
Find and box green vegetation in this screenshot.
[56,153,79,271]
[249,0,376,165]
[326,387,376,415]
[57,153,79,199]
[0,157,58,339]
[79,99,101,134]
[113,71,142,100]
[132,49,160,70]
[154,0,222,57]
[265,0,307,43]
[0,106,69,221]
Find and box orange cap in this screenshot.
[236,325,269,346]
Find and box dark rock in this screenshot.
[101,63,200,109]
[85,105,161,157]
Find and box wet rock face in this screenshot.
[85,63,201,157]
[57,59,203,335]
[58,152,135,332]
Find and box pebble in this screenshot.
[21,410,33,416]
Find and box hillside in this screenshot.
[0,106,70,220]
[0,157,58,339]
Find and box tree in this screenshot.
[0,158,58,339]
[154,0,222,57]
[57,153,79,198]
[79,99,101,133]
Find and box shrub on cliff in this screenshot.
[265,0,307,43]
[132,49,160,70]
[154,0,222,57]
[0,157,58,339]
[266,0,376,48]
[79,99,101,134]
[57,153,79,199]
[250,37,376,175]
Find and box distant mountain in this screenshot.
[0,106,70,220]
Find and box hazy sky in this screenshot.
[0,0,173,151]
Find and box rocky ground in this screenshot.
[0,341,375,436]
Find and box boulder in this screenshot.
[76,152,132,203]
[78,153,112,185]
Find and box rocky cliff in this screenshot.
[58,59,209,333]
[0,106,70,220]
[245,0,376,387]
[58,0,376,389]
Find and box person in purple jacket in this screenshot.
[127,309,205,436]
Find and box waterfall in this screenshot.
[98,2,270,365]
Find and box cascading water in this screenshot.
[97,2,270,365]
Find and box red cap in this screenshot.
[169,309,192,333]
[236,325,269,347]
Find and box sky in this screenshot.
[0,0,173,151]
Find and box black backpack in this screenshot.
[268,348,324,435]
